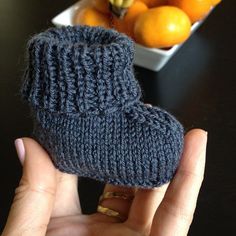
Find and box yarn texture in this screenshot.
[21,25,184,188]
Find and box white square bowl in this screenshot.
[52,2,207,71]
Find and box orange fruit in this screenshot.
[113,0,148,38]
[141,0,168,7]
[168,0,212,23]
[134,6,191,48]
[92,0,110,14]
[211,0,221,6]
[112,17,128,35]
[73,7,110,28]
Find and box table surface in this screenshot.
[0,0,235,234]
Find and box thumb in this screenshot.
[2,138,57,236]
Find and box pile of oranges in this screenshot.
[73,0,221,48]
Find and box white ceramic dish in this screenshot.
[52,2,208,71]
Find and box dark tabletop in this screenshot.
[0,0,235,235]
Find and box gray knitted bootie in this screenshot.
[21,25,184,188]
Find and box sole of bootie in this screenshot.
[32,103,184,189]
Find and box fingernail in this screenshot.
[14,139,25,164]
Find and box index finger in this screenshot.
[150,129,207,236]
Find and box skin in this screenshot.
[2,129,207,236]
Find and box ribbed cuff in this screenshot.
[21,26,141,114]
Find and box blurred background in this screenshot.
[0,0,235,235]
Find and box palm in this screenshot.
[48,213,143,236]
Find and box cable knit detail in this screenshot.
[21,25,184,188]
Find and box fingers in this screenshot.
[127,183,169,234]
[97,184,136,222]
[2,138,57,236]
[150,129,207,236]
[51,171,81,217]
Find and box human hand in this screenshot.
[2,129,207,236]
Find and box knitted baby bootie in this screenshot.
[21,26,184,188]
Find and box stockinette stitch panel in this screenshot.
[21,25,184,188]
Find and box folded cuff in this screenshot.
[22,26,141,115]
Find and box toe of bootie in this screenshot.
[32,102,184,189]
[123,103,184,187]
